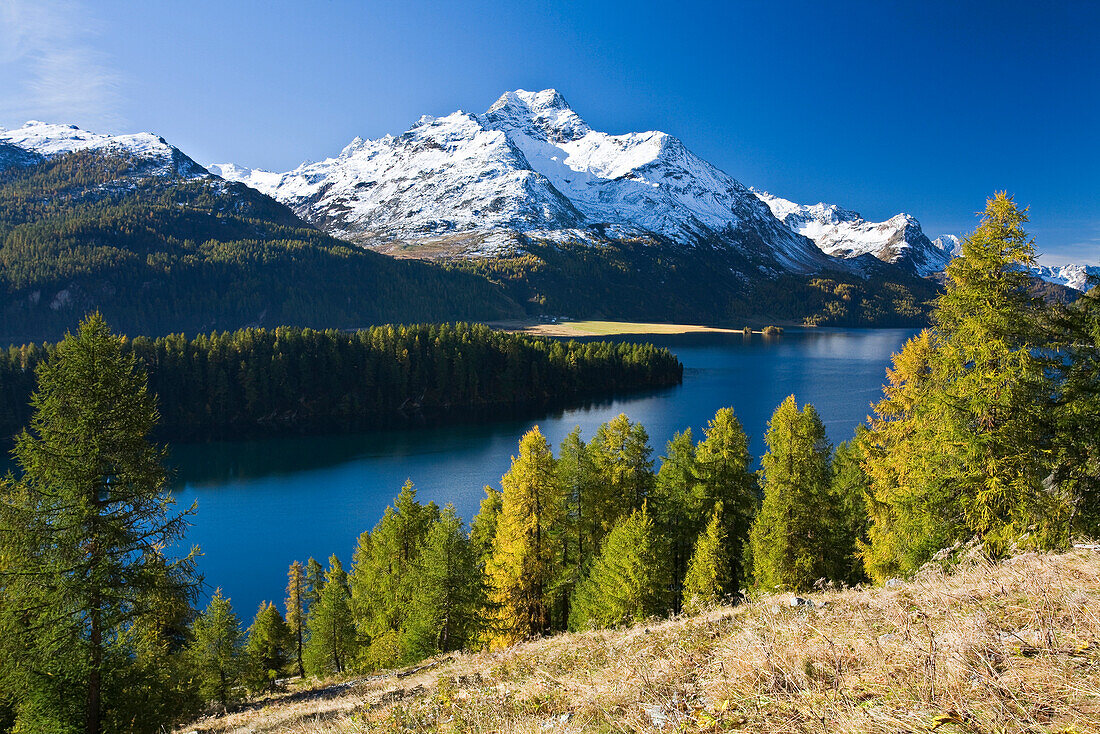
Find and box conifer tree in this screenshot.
[404,505,484,660]
[469,485,502,567]
[245,602,293,693]
[653,428,697,608]
[189,590,246,707]
[304,556,357,676]
[555,426,598,625]
[587,414,654,544]
[682,503,730,614]
[0,313,198,733]
[829,438,871,585]
[694,408,757,590]
[348,482,438,668]
[1049,279,1100,533]
[304,557,326,610]
[749,396,833,592]
[861,194,1064,579]
[569,505,670,630]
[285,561,307,677]
[487,427,562,645]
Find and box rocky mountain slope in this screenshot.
[209,89,834,273]
[179,548,1100,734]
[752,189,959,276]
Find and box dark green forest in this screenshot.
[0,150,521,344]
[0,148,946,348]
[0,323,682,440]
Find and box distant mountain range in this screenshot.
[0,93,1092,343]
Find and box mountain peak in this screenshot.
[484,88,590,142]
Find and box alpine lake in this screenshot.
[167,327,917,616]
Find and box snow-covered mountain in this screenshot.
[210,89,831,271]
[0,120,207,178]
[752,189,957,277]
[1030,263,1100,292]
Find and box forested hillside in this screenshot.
[0,323,682,440]
[451,237,938,327]
[0,150,522,344]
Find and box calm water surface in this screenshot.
[168,328,915,615]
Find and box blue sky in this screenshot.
[1,0,1097,264]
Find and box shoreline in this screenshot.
[488,319,779,337]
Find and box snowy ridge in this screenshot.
[0,120,207,178]
[753,189,955,277]
[211,89,829,270]
[1029,263,1100,292]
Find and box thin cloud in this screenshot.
[0,0,123,130]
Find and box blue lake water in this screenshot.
[167,327,916,617]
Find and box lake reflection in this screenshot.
[168,328,916,615]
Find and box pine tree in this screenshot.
[189,589,246,707]
[285,561,307,678]
[469,485,502,567]
[403,505,484,660]
[245,602,293,693]
[304,556,357,676]
[569,505,670,630]
[682,503,730,614]
[749,396,833,592]
[487,427,562,645]
[694,408,757,591]
[554,426,598,626]
[861,194,1064,579]
[0,313,198,733]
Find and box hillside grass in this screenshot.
[180,548,1100,733]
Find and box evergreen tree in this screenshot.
[469,486,502,568]
[861,194,1064,580]
[0,313,198,734]
[487,427,562,645]
[569,505,670,630]
[693,408,757,591]
[403,506,485,660]
[682,503,730,614]
[749,396,833,592]
[348,482,438,669]
[304,557,326,610]
[245,602,293,693]
[304,556,357,676]
[554,426,598,626]
[189,590,246,708]
[1047,277,1100,535]
[587,414,655,545]
[285,561,307,678]
[652,428,697,609]
[829,438,871,586]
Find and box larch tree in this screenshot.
[245,602,293,693]
[404,505,484,659]
[693,408,757,591]
[653,428,697,609]
[587,414,654,544]
[555,426,598,626]
[487,427,562,646]
[285,561,307,678]
[189,589,246,708]
[304,557,326,611]
[682,502,730,614]
[749,396,833,592]
[568,505,670,630]
[0,313,198,734]
[303,556,356,676]
[861,193,1064,580]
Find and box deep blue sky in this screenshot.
[1,0,1097,264]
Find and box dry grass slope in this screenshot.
[182,549,1100,733]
